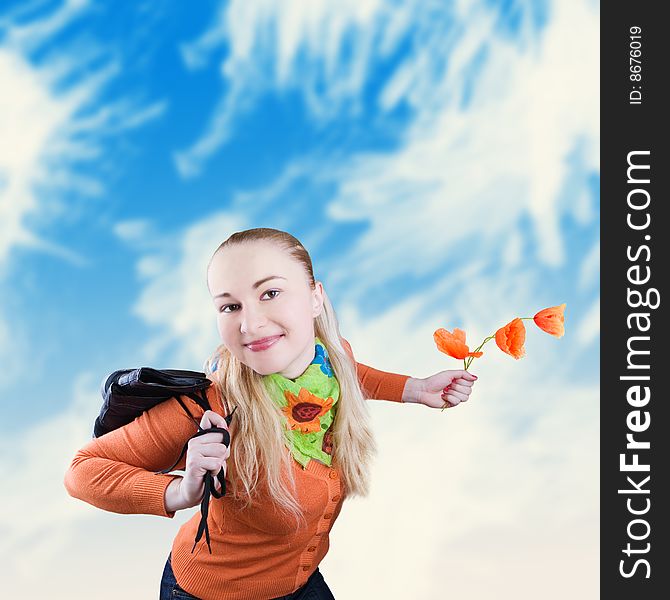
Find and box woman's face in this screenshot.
[207,241,324,378]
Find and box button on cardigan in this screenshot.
[63,338,410,600]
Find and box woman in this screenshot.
[64,227,477,599]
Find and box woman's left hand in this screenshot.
[403,371,478,408]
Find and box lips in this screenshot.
[245,335,283,351]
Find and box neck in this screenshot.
[278,336,317,379]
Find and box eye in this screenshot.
[219,290,281,313]
[219,303,240,313]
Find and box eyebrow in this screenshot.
[213,275,287,299]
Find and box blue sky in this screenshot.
[1,1,599,598]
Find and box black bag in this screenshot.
[93,366,237,554]
[94,367,214,438]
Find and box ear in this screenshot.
[312,281,325,317]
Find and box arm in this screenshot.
[63,384,220,518]
[340,337,413,403]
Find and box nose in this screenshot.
[239,304,268,335]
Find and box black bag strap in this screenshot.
[155,400,237,555]
[93,365,238,555]
[155,404,237,554]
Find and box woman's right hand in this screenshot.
[179,410,231,507]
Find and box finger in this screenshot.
[199,411,211,430]
[441,390,462,404]
[446,369,471,379]
[440,383,469,396]
[452,377,475,387]
[444,395,467,405]
[442,390,469,403]
[199,410,229,444]
[210,410,229,428]
[448,372,477,384]
[445,382,472,395]
[196,432,231,446]
[200,410,228,429]
[198,442,230,457]
[198,457,224,472]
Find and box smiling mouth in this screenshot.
[245,335,284,351]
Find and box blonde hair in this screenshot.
[203,227,377,530]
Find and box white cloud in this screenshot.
[112,218,161,250]
[0,372,98,562]
[0,1,167,395]
[576,296,600,348]
[579,239,600,292]
[323,0,598,285]
[0,309,28,388]
[174,0,599,284]
[0,1,166,267]
[175,0,409,177]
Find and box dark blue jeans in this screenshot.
[160,552,335,600]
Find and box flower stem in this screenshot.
[465,335,495,369]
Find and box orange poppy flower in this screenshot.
[533,303,566,338]
[433,328,484,360]
[282,388,334,433]
[495,318,526,359]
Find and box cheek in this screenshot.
[281,297,313,326]
[216,315,234,339]
[216,317,245,360]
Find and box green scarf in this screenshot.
[262,336,339,469]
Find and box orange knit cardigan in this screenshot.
[63,338,410,600]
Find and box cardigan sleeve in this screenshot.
[340,337,411,403]
[63,383,222,518]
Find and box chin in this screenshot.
[253,366,276,376]
[249,359,285,376]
